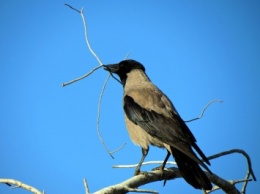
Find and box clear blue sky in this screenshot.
[1,1,259,193]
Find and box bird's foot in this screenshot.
[152,166,165,176]
[152,166,168,185]
[134,170,148,176]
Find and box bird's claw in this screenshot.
[134,170,148,176]
[152,166,167,182]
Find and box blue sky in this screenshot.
[1,1,259,193]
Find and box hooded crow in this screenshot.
[104,59,212,190]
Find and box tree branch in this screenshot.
[103,149,256,194]
[207,178,252,194]
[94,167,242,194]
[207,148,257,193]
[0,179,44,194]
[94,168,180,194]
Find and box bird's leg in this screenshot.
[161,150,171,170]
[161,151,171,185]
[152,150,171,181]
[134,147,149,176]
[153,150,171,171]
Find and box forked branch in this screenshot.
[62,4,103,87]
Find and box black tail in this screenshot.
[170,146,212,190]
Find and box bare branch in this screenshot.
[64,4,126,158]
[94,167,241,194]
[0,179,43,194]
[110,149,256,194]
[94,168,180,194]
[185,99,222,122]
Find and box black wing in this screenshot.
[123,95,211,168]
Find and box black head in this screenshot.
[104,59,145,85]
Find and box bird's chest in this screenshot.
[124,115,165,149]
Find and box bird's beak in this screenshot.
[103,63,119,73]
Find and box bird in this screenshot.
[103,59,212,190]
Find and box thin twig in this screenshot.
[110,142,127,155]
[95,52,132,156]
[64,4,102,66]
[83,178,90,194]
[124,52,130,60]
[96,74,115,158]
[62,65,103,87]
[96,74,125,158]
[80,8,103,66]
[242,171,251,194]
[64,3,80,13]
[207,149,256,181]
[95,73,125,158]
[107,71,122,85]
[207,178,252,194]
[97,74,126,158]
[113,161,176,168]
[185,99,222,122]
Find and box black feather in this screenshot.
[171,146,212,190]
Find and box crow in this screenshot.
[104,59,212,190]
